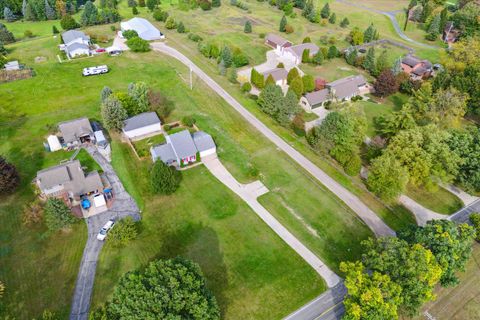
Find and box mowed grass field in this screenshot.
[0,35,377,318]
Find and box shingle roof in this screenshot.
[402,55,421,67]
[58,117,93,143]
[265,33,291,47]
[121,17,163,41]
[151,143,176,163]
[262,68,288,81]
[62,30,89,45]
[286,43,319,58]
[168,130,198,159]
[305,89,329,107]
[327,75,366,100]
[66,42,89,52]
[193,131,215,152]
[123,112,161,132]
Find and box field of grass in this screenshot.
[1,34,377,318]
[406,185,463,215]
[416,243,480,320]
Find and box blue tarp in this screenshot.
[81,199,91,209]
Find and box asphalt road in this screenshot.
[450,199,480,224]
[69,147,140,320]
[151,42,395,237]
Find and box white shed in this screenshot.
[47,135,62,152]
[122,112,162,139]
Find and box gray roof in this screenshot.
[123,112,161,132]
[193,131,215,152]
[66,42,89,52]
[168,130,198,159]
[62,30,90,45]
[58,117,93,143]
[327,75,366,100]
[401,55,421,67]
[36,160,103,196]
[265,33,291,47]
[151,143,176,164]
[262,68,288,82]
[305,89,329,107]
[287,43,319,58]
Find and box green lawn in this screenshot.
[132,133,166,158]
[405,185,464,215]
[1,35,375,319]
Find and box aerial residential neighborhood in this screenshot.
[1,0,479,319]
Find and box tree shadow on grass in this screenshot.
[156,223,230,318]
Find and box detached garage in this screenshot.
[123,112,162,140]
[193,131,216,157]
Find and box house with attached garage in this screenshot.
[122,112,162,140]
[121,17,165,41]
[58,117,94,148]
[401,55,433,81]
[265,33,292,54]
[262,68,288,86]
[283,43,319,65]
[150,130,216,167]
[300,89,330,112]
[60,30,91,58]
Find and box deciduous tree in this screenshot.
[0,156,20,195]
[366,153,409,201]
[101,96,128,130]
[107,217,138,247]
[150,160,182,194]
[128,82,150,114]
[374,69,399,97]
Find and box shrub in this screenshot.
[150,161,182,194]
[52,26,59,34]
[276,62,284,68]
[107,217,138,247]
[60,15,79,30]
[244,20,252,33]
[153,9,169,21]
[285,24,294,33]
[241,82,252,92]
[126,36,150,52]
[24,30,34,38]
[292,113,305,136]
[259,33,266,39]
[177,22,186,33]
[198,0,212,10]
[470,213,480,242]
[344,154,361,176]
[122,29,138,40]
[182,115,196,127]
[188,33,203,42]
[163,124,171,131]
[22,200,44,226]
[110,25,116,31]
[165,16,177,29]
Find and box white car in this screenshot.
[97,220,115,241]
[83,65,109,76]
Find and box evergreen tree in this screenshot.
[45,0,56,19]
[312,50,323,65]
[0,156,20,195]
[150,161,182,194]
[302,0,313,18]
[80,1,98,26]
[320,2,329,18]
[250,68,264,89]
[302,74,315,92]
[392,57,402,75]
[22,0,28,16]
[132,5,138,14]
[52,25,59,34]
[426,14,440,41]
[24,3,36,20]
[421,2,431,23]
[146,0,157,10]
[228,67,237,83]
[345,48,357,65]
[265,74,275,86]
[287,67,299,84]
[364,24,376,43]
[101,96,128,130]
[3,7,16,21]
[327,45,338,59]
[0,23,15,44]
[340,17,349,27]
[301,48,310,63]
[218,59,226,75]
[375,49,389,76]
[279,15,287,32]
[244,20,252,33]
[212,0,221,7]
[363,47,376,74]
[60,14,78,29]
[289,76,304,98]
[44,198,77,232]
[101,86,113,102]
[176,21,185,33]
[220,46,232,68]
[328,12,336,24]
[302,36,311,43]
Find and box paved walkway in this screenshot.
[69,147,140,320]
[202,155,342,288]
[335,0,439,50]
[151,42,395,237]
[398,195,446,226]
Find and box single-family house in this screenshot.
[442,21,460,44]
[150,130,216,167]
[283,43,319,65]
[121,17,165,41]
[300,89,329,112]
[265,33,292,54]
[401,55,433,80]
[262,68,288,86]
[122,112,162,139]
[327,75,369,101]
[61,30,91,58]
[4,61,20,71]
[58,117,94,147]
[36,160,104,199]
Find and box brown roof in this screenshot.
[265,33,291,47]
[58,117,93,144]
[262,68,288,81]
[286,43,319,59]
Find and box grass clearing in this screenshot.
[132,133,166,158]
[405,185,463,215]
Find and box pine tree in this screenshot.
[364,24,376,43]
[302,49,310,63]
[312,50,323,65]
[221,46,232,68]
[132,5,138,14]
[279,15,287,32]
[345,48,357,65]
[228,67,237,83]
[302,36,311,43]
[244,20,252,33]
[320,3,329,18]
[52,25,59,34]
[340,17,350,28]
[302,0,313,17]
[176,21,185,33]
[101,86,113,102]
[146,0,157,10]
[45,0,56,19]
[375,50,389,76]
[392,57,402,75]
[328,12,336,24]
[363,47,376,74]
[302,74,315,92]
[3,7,16,22]
[426,14,440,41]
[289,76,304,98]
[327,45,338,59]
[24,3,36,20]
[80,1,98,26]
[265,74,275,86]
[287,67,299,84]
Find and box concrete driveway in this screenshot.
[69,147,140,320]
[237,50,300,82]
[202,155,342,288]
[112,35,129,51]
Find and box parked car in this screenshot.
[97,219,115,241]
[82,65,109,76]
[95,48,106,53]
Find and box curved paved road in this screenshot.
[151,42,395,237]
[69,147,140,320]
[335,0,439,50]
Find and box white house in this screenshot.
[262,68,288,86]
[193,131,216,157]
[61,30,91,58]
[265,33,292,54]
[120,17,165,41]
[122,112,162,139]
[283,43,319,65]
